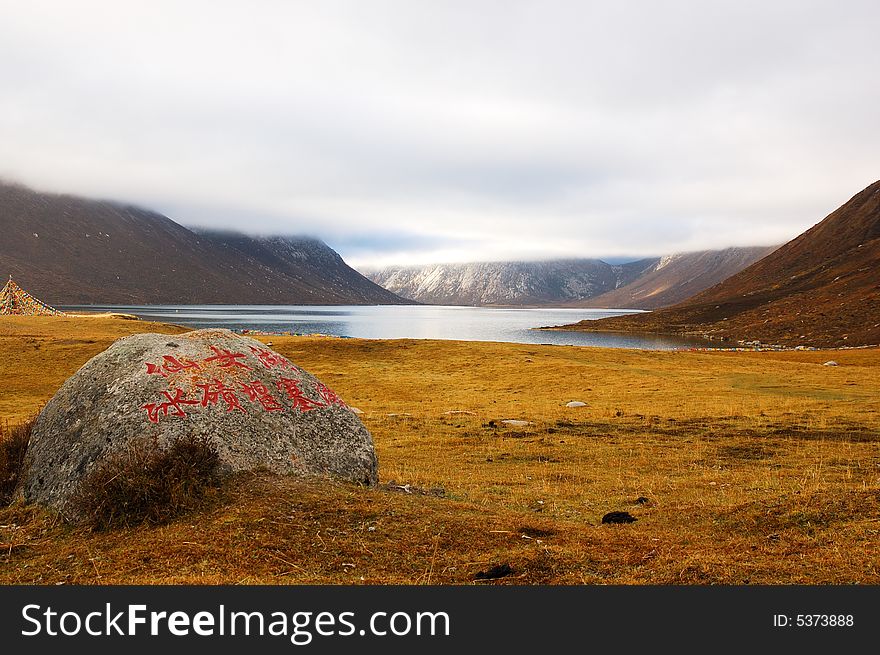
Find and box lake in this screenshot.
[61,304,718,350]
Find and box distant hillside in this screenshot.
[564,181,880,347]
[0,182,407,305]
[365,259,658,305]
[366,246,773,308]
[584,246,778,310]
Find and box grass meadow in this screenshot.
[1,316,878,584]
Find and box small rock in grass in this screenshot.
[565,401,587,408]
[602,511,637,524]
[823,361,838,367]
[501,419,531,427]
[635,496,650,505]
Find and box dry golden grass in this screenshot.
[0,316,188,422]
[1,317,878,584]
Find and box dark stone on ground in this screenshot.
[602,511,637,524]
[474,563,513,580]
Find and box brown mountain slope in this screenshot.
[582,246,778,310]
[562,180,880,347]
[0,182,407,305]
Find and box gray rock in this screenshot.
[501,419,531,427]
[823,360,839,366]
[565,401,587,408]
[20,329,377,515]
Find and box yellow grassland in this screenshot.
[1,316,878,584]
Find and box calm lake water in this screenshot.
[62,304,717,350]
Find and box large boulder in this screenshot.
[20,329,378,514]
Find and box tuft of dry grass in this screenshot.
[0,417,33,506]
[70,435,222,530]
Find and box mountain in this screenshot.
[193,230,407,305]
[366,246,773,308]
[564,180,880,347]
[0,182,407,305]
[582,246,778,310]
[365,258,659,306]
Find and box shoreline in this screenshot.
[7,313,876,353]
[537,323,880,353]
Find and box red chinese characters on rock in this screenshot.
[197,378,246,413]
[239,380,285,412]
[249,346,298,372]
[142,388,200,423]
[141,343,350,422]
[276,377,324,412]
[316,382,348,409]
[203,345,253,370]
[145,355,201,378]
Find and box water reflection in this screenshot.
[62,304,722,350]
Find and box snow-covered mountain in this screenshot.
[365,246,777,308]
[364,259,659,305]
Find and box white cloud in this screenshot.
[1,0,878,266]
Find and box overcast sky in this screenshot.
[1,1,878,268]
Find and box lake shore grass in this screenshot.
[1,316,878,584]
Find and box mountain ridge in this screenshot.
[366,245,776,308]
[580,245,779,310]
[562,180,880,347]
[0,182,408,305]
[365,258,658,306]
